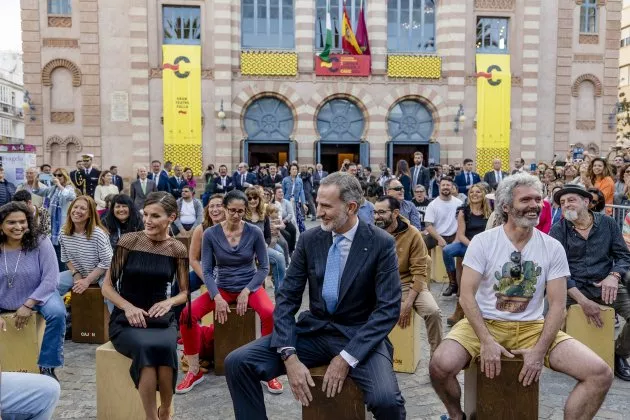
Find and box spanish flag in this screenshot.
[341,3,362,55]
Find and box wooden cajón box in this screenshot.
[302,365,366,420]
[0,312,45,373]
[565,304,615,369]
[388,312,421,373]
[213,304,259,375]
[71,286,109,344]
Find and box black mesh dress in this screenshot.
[108,231,190,390]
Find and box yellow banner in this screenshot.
[162,45,202,175]
[475,54,511,175]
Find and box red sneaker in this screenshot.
[261,378,284,394]
[176,371,204,394]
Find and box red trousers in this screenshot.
[180,288,274,356]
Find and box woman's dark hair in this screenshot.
[289,163,299,174]
[587,188,606,212]
[12,190,32,203]
[223,189,247,207]
[0,202,40,251]
[103,194,144,235]
[144,192,178,218]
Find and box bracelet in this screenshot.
[22,304,33,310]
[609,272,621,281]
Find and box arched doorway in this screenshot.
[315,98,368,172]
[243,96,296,167]
[386,99,439,169]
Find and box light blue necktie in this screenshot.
[322,235,345,313]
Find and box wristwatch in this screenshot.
[280,348,297,361]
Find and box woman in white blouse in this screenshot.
[94,170,119,216]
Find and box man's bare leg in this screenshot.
[429,339,472,420]
[548,339,613,420]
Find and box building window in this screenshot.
[388,99,434,142]
[242,0,295,49]
[163,6,201,45]
[387,0,435,53]
[580,0,598,33]
[0,118,12,137]
[48,0,71,14]
[0,86,9,106]
[620,66,629,87]
[476,17,508,53]
[622,27,630,47]
[316,98,365,141]
[315,0,362,51]
[244,97,294,141]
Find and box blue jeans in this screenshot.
[0,372,60,420]
[442,242,468,273]
[58,271,114,313]
[267,247,286,291]
[33,293,66,368]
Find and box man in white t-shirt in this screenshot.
[173,185,203,236]
[424,177,462,253]
[429,173,613,420]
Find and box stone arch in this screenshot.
[313,93,369,140]
[41,59,82,87]
[45,135,83,168]
[571,74,602,97]
[45,135,66,150]
[586,142,600,156]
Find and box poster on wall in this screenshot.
[0,145,37,185]
[315,55,371,77]
[162,45,202,176]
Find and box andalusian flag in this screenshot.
[342,2,363,55]
[318,0,333,63]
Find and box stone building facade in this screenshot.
[0,51,25,144]
[22,0,620,177]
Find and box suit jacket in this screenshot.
[271,221,401,363]
[233,171,258,191]
[483,170,509,191]
[410,165,430,191]
[213,175,234,193]
[168,176,188,199]
[262,174,283,188]
[111,174,124,192]
[69,170,86,195]
[130,179,157,211]
[83,167,101,198]
[148,170,171,193]
[455,171,481,195]
[312,170,328,190]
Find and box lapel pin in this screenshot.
[363,248,367,251]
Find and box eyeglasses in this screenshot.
[388,186,404,192]
[82,159,90,163]
[415,189,425,193]
[247,196,259,201]
[227,208,245,215]
[510,251,522,279]
[374,210,391,216]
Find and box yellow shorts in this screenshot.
[445,318,573,368]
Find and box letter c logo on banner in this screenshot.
[173,56,191,79]
[486,65,502,86]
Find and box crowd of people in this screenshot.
[1,148,630,420]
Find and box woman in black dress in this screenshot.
[101,194,144,250]
[101,192,189,420]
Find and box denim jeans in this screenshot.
[0,372,60,420]
[442,242,468,273]
[32,293,66,368]
[58,271,113,313]
[267,247,286,291]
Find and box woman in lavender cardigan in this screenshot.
[0,202,64,381]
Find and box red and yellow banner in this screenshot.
[475,54,511,175]
[162,45,202,175]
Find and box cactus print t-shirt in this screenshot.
[463,225,570,322]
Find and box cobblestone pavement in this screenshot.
[53,221,630,419]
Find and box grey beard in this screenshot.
[513,215,539,228]
[563,209,579,221]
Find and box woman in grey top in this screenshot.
[176,190,282,395]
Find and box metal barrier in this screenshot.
[605,204,630,227]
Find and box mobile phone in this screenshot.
[530,163,537,171]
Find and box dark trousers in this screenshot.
[225,334,406,420]
[282,222,297,253]
[423,233,456,251]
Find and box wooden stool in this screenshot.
[198,285,214,327]
[96,341,173,420]
[431,247,448,283]
[464,356,538,420]
[302,365,366,420]
[71,286,109,344]
[213,304,260,375]
[566,304,615,369]
[0,312,45,373]
[388,313,421,373]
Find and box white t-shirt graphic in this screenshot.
[463,226,570,321]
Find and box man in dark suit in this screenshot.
[454,158,481,195]
[213,164,234,193]
[268,164,284,186]
[130,166,157,211]
[81,154,101,198]
[168,165,188,199]
[312,163,328,196]
[69,160,86,195]
[482,158,509,191]
[225,172,405,420]
[233,162,258,191]
[411,151,430,191]
[147,160,171,193]
[109,165,124,192]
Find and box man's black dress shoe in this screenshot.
[614,354,630,381]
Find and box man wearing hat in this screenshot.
[549,184,630,381]
[81,154,100,198]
